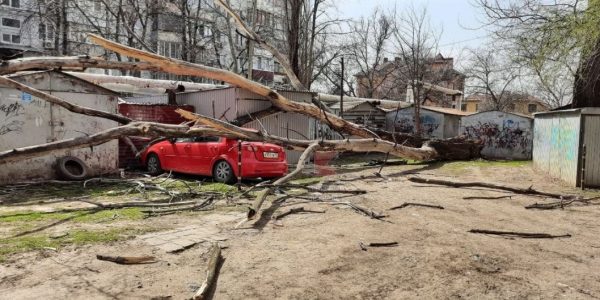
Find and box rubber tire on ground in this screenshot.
[213,160,235,184]
[146,153,163,176]
[56,156,89,181]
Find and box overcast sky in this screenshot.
[338,0,490,62]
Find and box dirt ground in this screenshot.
[2,160,600,299]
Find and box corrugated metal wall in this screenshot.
[583,115,600,187]
[243,112,314,164]
[533,111,581,186]
[177,88,237,121]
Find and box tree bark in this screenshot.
[0,56,161,75]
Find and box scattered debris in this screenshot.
[273,207,327,220]
[389,202,444,210]
[408,177,574,199]
[193,243,222,300]
[359,241,399,251]
[96,255,157,265]
[463,195,513,200]
[327,201,388,220]
[525,196,600,210]
[468,229,571,239]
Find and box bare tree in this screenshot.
[348,8,395,99]
[463,48,519,111]
[474,0,597,108]
[392,5,441,136]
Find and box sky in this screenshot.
[338,0,490,64]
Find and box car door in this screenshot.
[168,138,194,173]
[190,136,222,175]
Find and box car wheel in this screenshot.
[213,160,235,184]
[146,153,163,176]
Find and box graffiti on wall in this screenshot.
[394,115,440,137]
[464,119,531,152]
[0,101,24,136]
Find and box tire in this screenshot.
[146,153,163,176]
[213,160,235,184]
[56,156,89,181]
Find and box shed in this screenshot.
[533,108,600,187]
[176,87,314,122]
[0,70,119,184]
[385,106,469,139]
[330,101,388,129]
[175,88,321,164]
[460,111,533,160]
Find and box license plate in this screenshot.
[263,152,279,158]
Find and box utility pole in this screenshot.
[340,57,344,118]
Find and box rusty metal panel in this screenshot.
[583,115,600,187]
[177,88,237,121]
[461,111,533,160]
[243,112,312,164]
[533,111,581,186]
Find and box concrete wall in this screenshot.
[533,111,581,186]
[461,111,533,160]
[0,73,119,183]
[385,108,445,139]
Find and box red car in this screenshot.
[140,136,288,183]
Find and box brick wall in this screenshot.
[118,104,195,169]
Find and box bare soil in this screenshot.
[2,161,600,299]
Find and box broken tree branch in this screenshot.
[463,195,513,200]
[525,197,600,210]
[273,207,326,220]
[0,75,131,124]
[468,229,571,239]
[214,0,306,91]
[0,122,228,164]
[193,243,222,300]
[88,33,379,139]
[359,241,399,251]
[389,202,444,210]
[0,55,162,75]
[96,254,156,264]
[408,177,573,199]
[249,143,320,219]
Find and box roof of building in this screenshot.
[6,70,120,96]
[464,92,550,108]
[387,104,472,116]
[464,110,533,119]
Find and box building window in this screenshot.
[2,33,20,44]
[257,56,263,70]
[528,104,537,113]
[38,23,55,41]
[158,40,182,59]
[475,104,479,111]
[1,0,20,8]
[461,103,467,111]
[2,18,20,28]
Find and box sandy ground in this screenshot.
[2,161,600,299]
